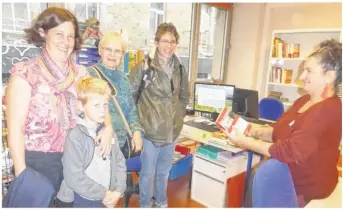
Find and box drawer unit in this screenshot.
[193,154,227,181]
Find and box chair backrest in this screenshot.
[259,98,284,121]
[252,158,298,207]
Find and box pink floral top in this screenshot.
[9,57,87,153]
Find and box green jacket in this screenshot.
[128,52,190,143]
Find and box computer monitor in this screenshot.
[193,82,235,120]
[232,88,259,119]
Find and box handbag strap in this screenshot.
[91,66,133,137]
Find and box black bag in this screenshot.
[91,66,140,159]
[121,134,141,159]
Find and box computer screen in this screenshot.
[193,82,235,114]
[232,88,259,119]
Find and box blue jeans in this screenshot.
[139,138,176,208]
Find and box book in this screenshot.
[215,107,234,131]
[227,116,252,136]
[215,108,251,136]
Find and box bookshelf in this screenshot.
[264,28,342,109]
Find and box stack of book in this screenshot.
[272,37,300,58]
[172,151,186,165]
[270,66,293,84]
[217,151,233,162]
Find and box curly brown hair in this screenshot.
[154,22,180,44]
[24,7,82,51]
[309,39,342,89]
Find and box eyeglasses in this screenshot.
[102,47,123,56]
[159,40,178,47]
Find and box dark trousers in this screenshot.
[25,150,63,192]
[25,150,64,207]
[73,192,104,208]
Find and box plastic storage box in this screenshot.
[197,144,225,160]
[168,145,193,180]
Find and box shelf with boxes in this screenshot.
[2,105,15,199]
[265,28,342,108]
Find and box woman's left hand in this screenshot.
[132,131,143,152]
[227,129,247,148]
[96,125,114,158]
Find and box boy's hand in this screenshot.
[102,190,121,208]
[132,131,142,152]
[96,126,114,158]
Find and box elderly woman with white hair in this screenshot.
[87,32,143,153]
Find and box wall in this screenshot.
[225,2,342,98]
[225,3,265,89]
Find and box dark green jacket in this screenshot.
[128,51,190,143]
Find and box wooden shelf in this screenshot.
[2,174,14,184]
[268,82,303,88]
[271,57,304,61]
[264,29,341,104]
[282,101,293,106]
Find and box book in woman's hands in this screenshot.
[215,108,251,136]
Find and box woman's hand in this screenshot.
[96,126,114,158]
[248,127,266,139]
[247,126,274,142]
[132,131,143,152]
[227,128,248,148]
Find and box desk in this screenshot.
[180,116,261,207]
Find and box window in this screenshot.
[150,3,165,34]
[2,3,47,77]
[65,3,99,23]
[197,4,228,80]
[2,3,47,32]
[65,3,100,35]
[165,3,193,74]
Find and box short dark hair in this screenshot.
[154,22,180,44]
[309,39,342,89]
[24,7,82,51]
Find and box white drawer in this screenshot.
[193,154,227,181]
[191,170,226,208]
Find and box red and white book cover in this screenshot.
[216,108,252,136]
[215,108,233,131]
[227,116,252,136]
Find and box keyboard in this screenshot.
[184,120,220,132]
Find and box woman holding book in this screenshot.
[228,39,342,207]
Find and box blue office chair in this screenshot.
[123,155,141,207]
[259,98,284,121]
[243,158,298,207]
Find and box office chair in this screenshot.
[123,155,141,207]
[259,98,284,121]
[243,158,298,207]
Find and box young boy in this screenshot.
[57,77,126,208]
